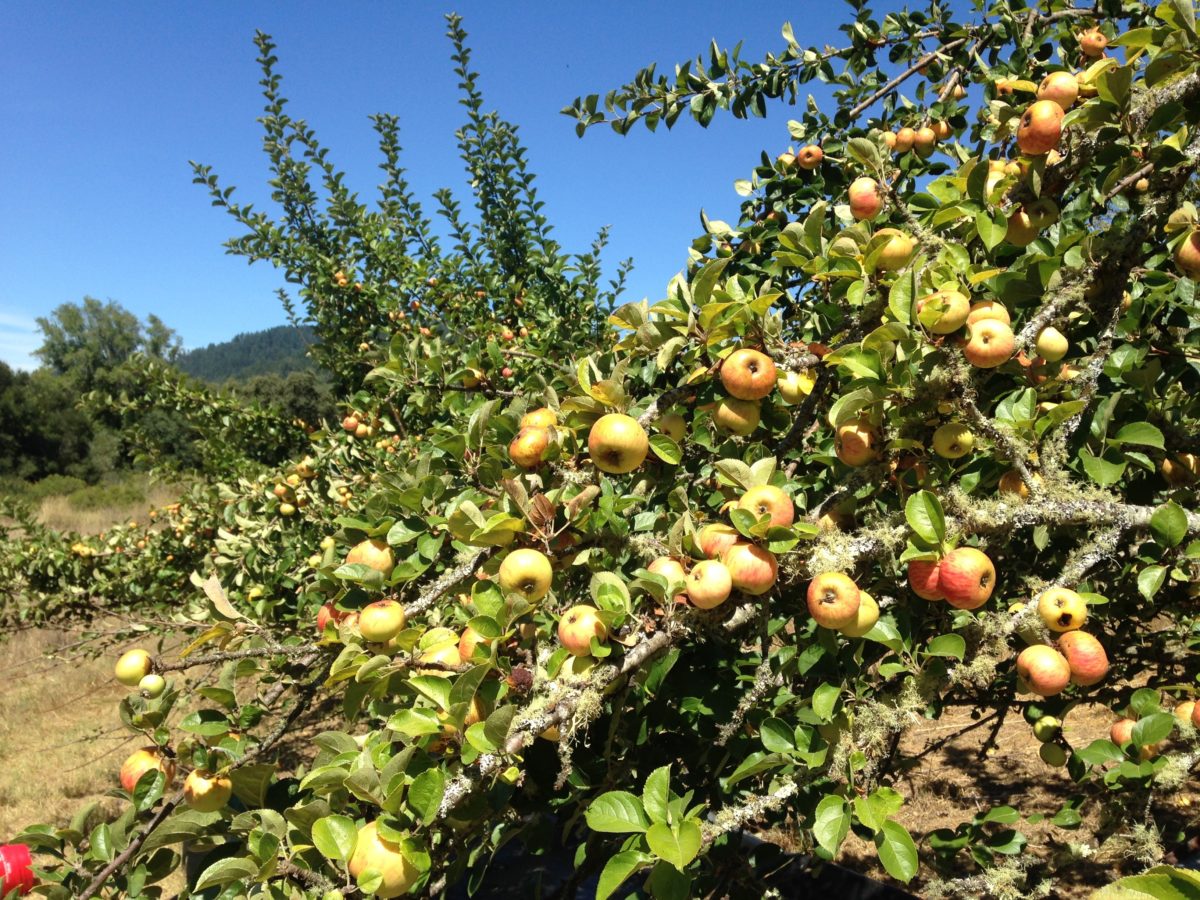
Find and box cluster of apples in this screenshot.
[806,572,880,637]
[342,411,383,440]
[917,284,1018,370]
[907,547,997,609]
[882,121,952,158]
[113,650,234,812]
[1013,587,1109,696]
[508,406,559,469]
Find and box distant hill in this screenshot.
[178,325,318,382]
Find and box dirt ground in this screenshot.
[831,699,1200,898]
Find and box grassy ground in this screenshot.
[35,481,182,534]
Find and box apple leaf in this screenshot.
[926,634,966,660]
[812,794,850,855]
[646,820,702,871]
[760,717,796,753]
[586,791,649,833]
[642,765,672,825]
[905,490,945,545]
[875,819,919,883]
[1109,422,1164,449]
[1137,565,1167,601]
[1131,712,1175,749]
[1150,501,1187,548]
[311,814,358,862]
[597,850,654,900]
[649,434,682,465]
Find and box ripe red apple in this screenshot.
[120,747,176,794]
[1037,587,1087,632]
[835,417,879,467]
[342,415,360,433]
[317,602,346,634]
[588,413,649,474]
[720,348,778,400]
[1079,28,1108,58]
[558,605,608,656]
[498,548,553,602]
[686,559,733,609]
[736,485,795,528]
[797,144,824,169]
[963,318,1015,368]
[1175,229,1200,278]
[183,770,233,812]
[348,821,420,898]
[721,543,778,595]
[1016,100,1064,156]
[908,558,944,600]
[359,599,407,643]
[346,539,395,577]
[115,649,153,687]
[509,426,550,469]
[848,177,883,221]
[697,523,740,559]
[807,572,861,629]
[938,547,996,610]
[713,397,761,435]
[1015,645,1071,696]
[1057,630,1108,686]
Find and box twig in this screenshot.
[403,549,488,618]
[847,38,968,119]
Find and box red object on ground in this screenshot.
[0,844,34,895]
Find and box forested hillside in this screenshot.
[176,324,317,382]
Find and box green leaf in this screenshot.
[311,815,358,863]
[905,491,945,545]
[1092,865,1200,900]
[1137,565,1167,601]
[760,717,796,753]
[407,768,445,825]
[586,791,649,833]
[813,795,850,855]
[597,850,654,900]
[1110,422,1165,449]
[975,210,1006,251]
[888,271,914,325]
[1150,501,1188,548]
[646,821,702,871]
[812,683,840,722]
[1080,449,1127,487]
[649,434,682,465]
[875,820,919,883]
[1131,712,1175,748]
[853,787,904,833]
[642,766,672,825]
[846,137,883,172]
[194,857,259,892]
[926,634,966,659]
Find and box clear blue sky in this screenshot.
[1,2,914,370]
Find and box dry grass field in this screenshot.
[35,481,183,534]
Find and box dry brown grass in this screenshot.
[36,482,183,534]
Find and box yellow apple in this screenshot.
[686,559,733,609]
[839,590,880,637]
[777,369,816,403]
[346,539,395,577]
[359,599,407,644]
[183,770,233,812]
[736,485,795,528]
[720,348,778,400]
[588,413,649,474]
[931,423,974,459]
[713,397,761,435]
[348,821,421,898]
[1037,587,1087,632]
[917,289,970,334]
[558,605,608,656]
[1036,327,1069,362]
[520,407,557,429]
[498,548,553,602]
[115,649,153,687]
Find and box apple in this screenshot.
[917,289,970,334]
[777,369,816,403]
[138,673,166,698]
[698,523,740,559]
[966,300,1010,326]
[998,469,1036,499]
[342,415,360,433]
[657,411,687,441]
[1016,100,1064,156]
[931,423,974,459]
[840,590,880,637]
[1039,743,1068,767]
[1035,327,1069,362]
[912,125,938,158]
[713,397,762,435]
[686,559,733,609]
[521,407,557,429]
[558,605,608,656]
[908,558,944,601]
[508,426,550,469]
[893,126,916,153]
[115,649,153,687]
[1174,229,1200,278]
[1015,645,1071,696]
[317,602,346,634]
[797,144,824,169]
[183,770,233,812]
[1079,28,1108,58]
[498,548,553,602]
[1032,716,1061,743]
[963,318,1015,368]
[721,543,778,595]
[458,625,492,661]
[1037,71,1079,109]
[1027,197,1060,229]
[348,821,420,898]
[720,348,778,400]
[1163,453,1200,485]
[736,485,795,528]
[648,557,689,604]
[1037,587,1087,632]
[938,547,995,610]
[932,120,952,140]
[1111,718,1159,760]
[807,572,861,629]
[588,413,649,474]
[848,177,883,221]
[359,599,407,643]
[1005,207,1040,247]
[1174,700,1196,727]
[835,417,879,467]
[1058,630,1108,686]
[346,539,395,577]
[120,747,176,794]
[417,640,462,676]
[882,130,898,150]
[874,228,915,271]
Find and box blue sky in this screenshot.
[1,2,888,370]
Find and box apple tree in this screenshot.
[7,2,1200,899]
